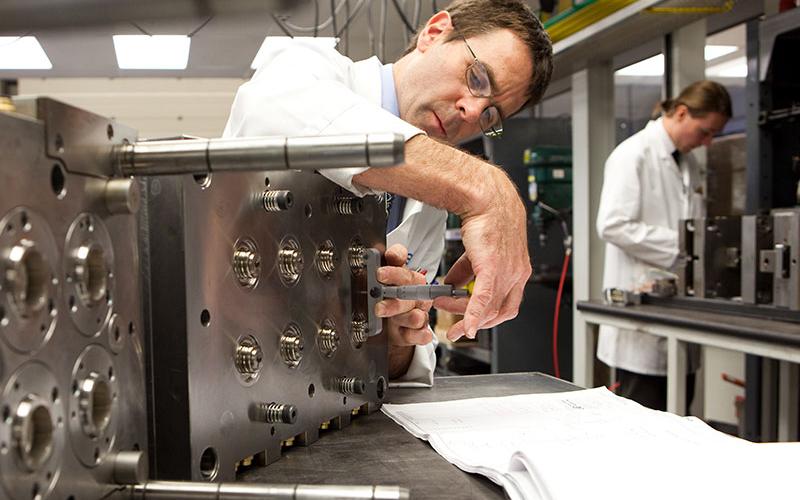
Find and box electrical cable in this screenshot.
[270,12,294,37]
[367,0,375,54]
[129,21,152,36]
[552,247,570,380]
[344,0,350,55]
[283,0,344,32]
[314,0,319,37]
[391,0,416,33]
[535,200,572,380]
[187,16,213,37]
[413,0,422,29]
[334,0,367,38]
[330,0,338,37]
[380,0,388,60]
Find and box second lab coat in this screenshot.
[595,118,704,376]
[222,40,445,385]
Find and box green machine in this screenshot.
[524,146,572,280]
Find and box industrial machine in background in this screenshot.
[0,97,408,499]
[438,118,573,377]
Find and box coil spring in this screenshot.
[279,238,303,284]
[233,239,260,288]
[280,324,304,367]
[262,190,293,212]
[235,336,263,377]
[332,195,362,215]
[315,241,336,277]
[348,241,366,275]
[256,402,297,424]
[335,376,365,395]
[317,319,339,357]
[350,314,368,345]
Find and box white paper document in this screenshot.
[382,387,800,500]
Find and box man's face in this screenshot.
[396,21,533,144]
[672,107,728,153]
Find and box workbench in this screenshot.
[238,373,580,499]
[576,300,800,439]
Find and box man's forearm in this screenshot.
[353,135,514,217]
[388,344,415,379]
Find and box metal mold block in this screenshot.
[764,208,800,309]
[741,214,774,304]
[0,99,148,500]
[0,207,60,354]
[693,216,742,299]
[143,169,388,481]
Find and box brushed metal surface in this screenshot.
[143,167,388,481]
[0,101,148,500]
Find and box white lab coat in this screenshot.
[595,118,703,375]
[223,40,445,385]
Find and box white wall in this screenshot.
[704,347,746,426]
[17,78,246,139]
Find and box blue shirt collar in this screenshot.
[380,63,400,117]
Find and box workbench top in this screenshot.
[238,373,579,499]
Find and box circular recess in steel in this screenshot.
[279,323,304,368]
[348,236,367,276]
[0,207,59,354]
[234,335,263,386]
[317,318,339,359]
[0,362,64,500]
[199,447,219,481]
[376,376,387,400]
[64,214,114,337]
[193,173,212,190]
[68,345,118,467]
[350,313,368,349]
[106,312,127,354]
[314,240,338,279]
[278,236,304,287]
[232,238,261,289]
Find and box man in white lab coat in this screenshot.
[596,81,731,410]
[224,0,553,383]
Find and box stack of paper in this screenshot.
[382,388,800,500]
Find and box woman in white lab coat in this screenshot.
[595,81,731,410]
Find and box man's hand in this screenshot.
[433,177,530,340]
[377,244,433,379]
[354,135,531,343]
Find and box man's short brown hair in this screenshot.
[403,0,553,108]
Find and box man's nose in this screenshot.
[458,96,489,123]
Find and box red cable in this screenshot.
[553,249,571,379]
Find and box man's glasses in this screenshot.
[462,36,503,138]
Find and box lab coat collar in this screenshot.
[352,56,384,110]
[649,117,679,161]
[380,63,400,117]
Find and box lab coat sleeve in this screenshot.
[388,329,436,388]
[223,44,424,196]
[595,148,679,270]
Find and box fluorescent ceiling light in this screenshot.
[113,35,190,70]
[616,54,664,77]
[251,36,338,69]
[705,45,737,61]
[0,36,52,69]
[707,56,747,78]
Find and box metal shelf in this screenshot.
[550,0,725,82]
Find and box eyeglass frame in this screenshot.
[461,35,503,138]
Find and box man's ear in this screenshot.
[416,10,454,53]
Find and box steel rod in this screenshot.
[116,133,405,176]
